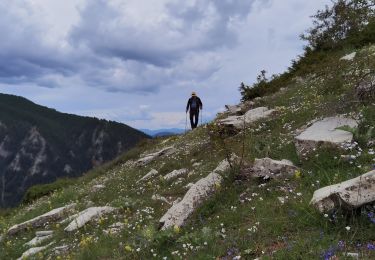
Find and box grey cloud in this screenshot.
[0,1,79,88]
[70,0,257,66]
[0,0,268,93]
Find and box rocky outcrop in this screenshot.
[219,107,276,130]
[64,206,117,232]
[250,158,298,180]
[310,170,375,213]
[7,204,76,236]
[164,169,189,181]
[295,116,358,156]
[136,146,176,166]
[159,157,236,230]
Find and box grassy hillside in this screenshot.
[0,41,374,259]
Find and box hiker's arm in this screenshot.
[186,100,190,112]
[199,98,203,110]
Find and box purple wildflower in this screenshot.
[337,240,345,249]
[367,243,375,250]
[322,247,336,260]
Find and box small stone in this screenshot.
[35,231,53,237]
[278,197,286,204]
[164,169,189,181]
[92,184,105,192]
[340,52,356,61]
[152,194,171,205]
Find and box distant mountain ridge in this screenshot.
[140,128,185,137]
[0,93,149,207]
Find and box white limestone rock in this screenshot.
[59,213,79,224]
[36,230,53,237]
[7,204,76,236]
[92,184,105,192]
[225,104,243,115]
[295,116,358,156]
[25,234,53,247]
[136,146,176,166]
[310,170,375,213]
[164,169,189,181]
[18,242,54,260]
[138,169,159,183]
[219,107,276,129]
[152,194,171,205]
[53,245,69,253]
[64,206,117,232]
[159,157,234,230]
[340,52,356,61]
[251,158,298,180]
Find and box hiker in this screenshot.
[186,92,203,130]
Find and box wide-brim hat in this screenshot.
[191,92,197,96]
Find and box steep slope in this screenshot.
[0,93,149,208]
[0,43,374,259]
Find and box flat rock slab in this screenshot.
[138,169,159,182]
[310,170,375,213]
[7,203,76,236]
[159,157,234,230]
[64,206,117,232]
[164,169,189,181]
[136,146,176,166]
[25,234,53,247]
[219,107,276,129]
[17,242,54,260]
[295,116,358,156]
[251,158,298,180]
[340,52,356,61]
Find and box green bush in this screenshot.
[22,178,76,204]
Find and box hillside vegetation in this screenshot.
[0,1,374,259]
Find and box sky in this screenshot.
[0,0,331,130]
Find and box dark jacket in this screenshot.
[186,96,203,112]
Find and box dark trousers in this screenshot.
[190,109,199,129]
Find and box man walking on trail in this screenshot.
[186,92,203,130]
